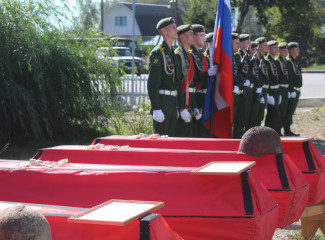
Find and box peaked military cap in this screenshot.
[267,40,278,46]
[192,24,205,33]
[251,41,258,48]
[232,33,239,40]
[288,42,299,49]
[177,24,193,36]
[205,32,214,42]
[156,17,175,30]
[239,34,250,42]
[255,37,267,44]
[278,42,288,49]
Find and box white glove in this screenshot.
[256,88,262,94]
[153,109,165,123]
[180,109,191,123]
[194,108,202,120]
[288,92,291,98]
[260,97,265,104]
[207,65,218,76]
[290,91,297,98]
[244,79,250,87]
[278,95,282,105]
[267,95,275,105]
[233,85,240,94]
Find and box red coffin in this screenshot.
[34,145,308,228]
[0,201,182,240]
[94,135,325,205]
[0,160,277,240]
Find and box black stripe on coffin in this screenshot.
[32,150,43,159]
[303,141,316,171]
[241,170,254,215]
[94,138,101,144]
[276,153,289,189]
[140,213,160,240]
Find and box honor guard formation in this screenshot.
[148,17,302,138]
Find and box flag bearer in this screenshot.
[191,24,217,137]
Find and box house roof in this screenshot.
[120,2,183,36]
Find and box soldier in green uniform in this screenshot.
[174,24,196,137]
[191,24,218,137]
[204,32,214,58]
[276,42,290,136]
[284,42,302,136]
[233,34,252,138]
[255,37,269,126]
[246,41,262,130]
[265,40,282,134]
[232,33,241,128]
[147,17,180,136]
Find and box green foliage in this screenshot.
[108,102,153,135]
[76,0,99,30]
[0,0,121,143]
[183,0,217,32]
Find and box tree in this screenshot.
[76,0,99,30]
[0,0,121,143]
[183,0,217,32]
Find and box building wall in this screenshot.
[103,4,141,37]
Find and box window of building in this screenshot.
[115,16,127,26]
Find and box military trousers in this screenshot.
[279,88,289,129]
[193,92,210,138]
[246,91,260,131]
[153,94,178,137]
[176,92,195,137]
[233,93,240,126]
[233,87,253,139]
[284,90,300,129]
[265,93,281,132]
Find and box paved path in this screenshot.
[299,73,325,107]
[301,73,325,99]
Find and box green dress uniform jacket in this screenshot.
[275,55,290,131]
[264,54,281,133]
[284,54,303,131]
[174,47,197,137]
[233,49,252,139]
[147,41,180,136]
[191,46,210,138]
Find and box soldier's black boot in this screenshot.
[284,127,300,136]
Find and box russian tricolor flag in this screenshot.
[202,0,233,138]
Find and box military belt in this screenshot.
[158,90,178,96]
[269,85,279,89]
[197,88,207,94]
[188,88,195,93]
[294,87,301,91]
[263,85,269,89]
[280,84,289,88]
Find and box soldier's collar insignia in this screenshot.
[176,50,181,55]
[187,49,193,53]
[158,45,165,52]
[287,57,291,61]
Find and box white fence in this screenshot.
[119,75,149,106]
